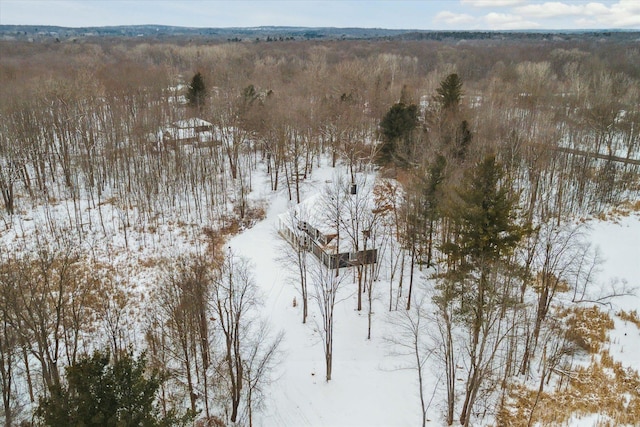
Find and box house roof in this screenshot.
[279,192,331,231]
[279,176,379,254]
[172,118,213,129]
[152,118,217,143]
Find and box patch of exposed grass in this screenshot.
[618,309,640,329]
[244,204,266,223]
[138,257,163,269]
[560,305,615,353]
[498,306,639,426]
[591,199,640,222]
[500,352,640,426]
[583,199,640,223]
[621,199,640,213]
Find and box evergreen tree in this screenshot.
[436,73,463,111]
[242,84,260,106]
[36,350,192,427]
[452,154,523,264]
[455,120,472,160]
[440,154,527,426]
[431,74,472,161]
[399,84,413,105]
[186,72,207,110]
[377,102,419,166]
[442,155,524,293]
[421,154,447,267]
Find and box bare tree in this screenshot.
[212,251,281,424]
[213,252,251,422]
[311,258,347,382]
[278,206,311,324]
[0,255,21,426]
[432,279,458,426]
[0,122,18,216]
[153,256,213,415]
[519,222,591,375]
[213,93,251,181]
[372,180,403,311]
[339,173,375,312]
[13,245,78,394]
[242,322,284,427]
[97,277,130,361]
[386,296,436,427]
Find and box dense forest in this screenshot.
[1,32,639,426]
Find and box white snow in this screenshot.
[227,165,424,426]
[588,214,640,313]
[2,154,638,426]
[587,214,640,377]
[227,165,640,427]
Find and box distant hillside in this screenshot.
[1,24,638,43]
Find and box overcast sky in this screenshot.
[1,0,639,30]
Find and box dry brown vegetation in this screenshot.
[592,199,640,222]
[500,350,640,426]
[618,309,640,329]
[562,305,615,353]
[499,306,639,426]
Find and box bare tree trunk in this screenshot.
[357,265,364,311]
[366,263,375,340]
[395,252,405,311]
[22,346,34,403]
[313,262,343,382]
[406,246,416,310]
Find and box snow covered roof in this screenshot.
[172,118,213,129]
[152,118,217,143]
[279,176,378,254]
[307,193,334,231]
[279,192,332,234]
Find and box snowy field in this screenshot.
[589,215,640,376]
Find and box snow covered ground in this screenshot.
[588,215,640,376]
[229,165,425,426]
[227,163,640,427]
[2,157,637,426]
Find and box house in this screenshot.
[278,182,378,270]
[161,118,216,145]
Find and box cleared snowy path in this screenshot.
[228,167,423,427]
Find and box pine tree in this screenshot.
[457,155,522,262]
[186,72,207,110]
[442,154,524,310]
[436,73,463,111]
[421,154,447,267]
[432,74,472,161]
[440,154,527,427]
[36,350,192,427]
[455,120,472,160]
[377,102,419,166]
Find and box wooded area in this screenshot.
[1,33,639,426]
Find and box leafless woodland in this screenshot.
[1,34,639,426]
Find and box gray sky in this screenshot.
[1,1,639,30]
